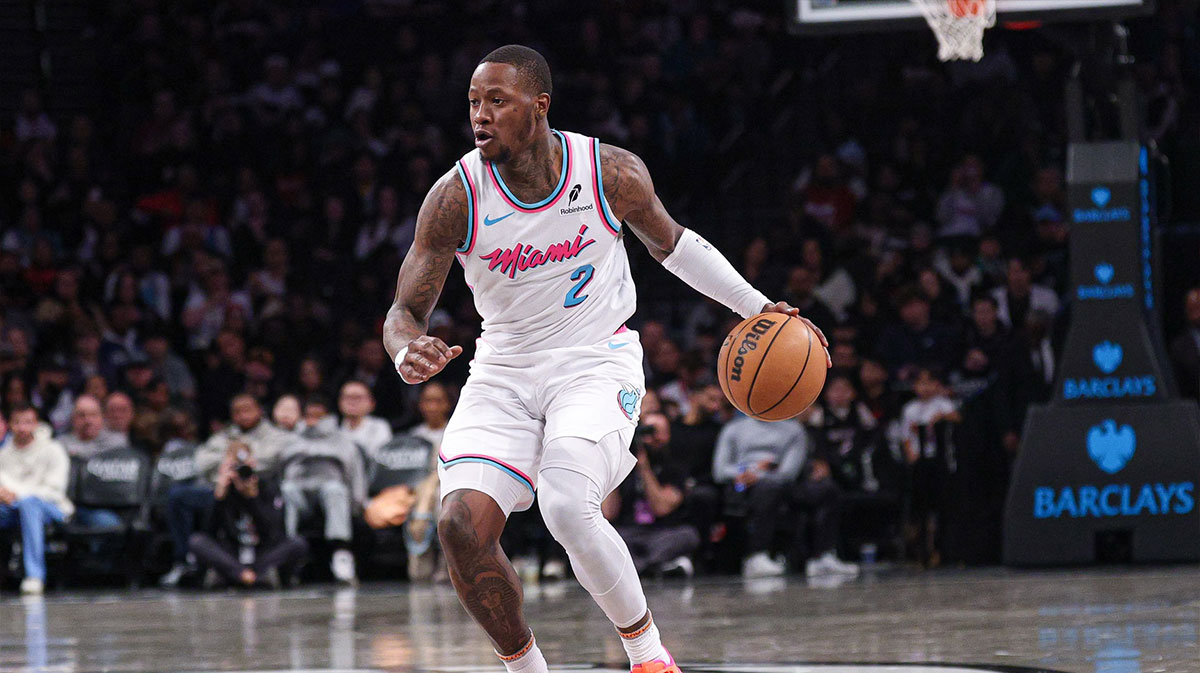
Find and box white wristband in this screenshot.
[394,346,420,385]
[661,228,770,319]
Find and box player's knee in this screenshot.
[437,490,501,559]
[538,473,599,542]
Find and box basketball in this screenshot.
[717,312,827,422]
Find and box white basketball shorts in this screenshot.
[438,329,645,514]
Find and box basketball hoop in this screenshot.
[910,0,996,62]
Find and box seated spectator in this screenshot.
[103,391,136,448]
[189,440,307,589]
[59,394,125,459]
[58,395,126,531]
[789,450,859,578]
[935,154,1004,239]
[604,411,699,577]
[0,406,73,595]
[1169,288,1200,401]
[143,329,196,404]
[960,294,1011,387]
[991,256,1059,330]
[874,289,959,383]
[338,381,392,456]
[161,394,287,587]
[900,368,961,567]
[363,382,449,581]
[280,396,366,584]
[713,410,808,577]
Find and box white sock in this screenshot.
[618,614,672,665]
[497,632,549,673]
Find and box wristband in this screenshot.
[394,346,420,384]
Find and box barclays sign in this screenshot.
[1073,185,1133,223]
[1076,262,1136,301]
[1033,420,1195,519]
[1062,341,1156,400]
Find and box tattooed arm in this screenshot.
[599,143,830,361]
[383,168,468,383]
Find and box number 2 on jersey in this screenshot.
[563,264,594,308]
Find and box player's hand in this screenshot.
[761,301,832,368]
[0,487,15,505]
[398,335,463,384]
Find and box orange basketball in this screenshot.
[717,313,827,422]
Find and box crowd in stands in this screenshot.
[1,0,1199,593]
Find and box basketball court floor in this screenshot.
[1,565,1196,673]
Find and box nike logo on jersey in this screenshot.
[483,212,514,227]
[607,341,629,350]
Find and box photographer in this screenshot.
[188,440,307,588]
[602,411,699,577]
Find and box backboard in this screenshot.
[792,0,1154,34]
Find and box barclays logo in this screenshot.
[1033,419,1194,521]
[1077,261,1135,301]
[1074,186,1132,223]
[1092,341,1123,374]
[1063,340,1155,400]
[1088,420,1135,474]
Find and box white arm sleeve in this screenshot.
[661,228,770,319]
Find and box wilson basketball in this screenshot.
[717,313,826,421]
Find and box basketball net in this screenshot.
[910,0,996,62]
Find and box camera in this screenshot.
[234,446,255,479]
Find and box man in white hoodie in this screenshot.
[0,405,73,595]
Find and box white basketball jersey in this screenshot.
[453,130,637,355]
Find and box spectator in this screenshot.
[997,309,1057,455]
[59,394,125,459]
[780,266,838,339]
[0,406,73,595]
[188,440,307,589]
[805,373,883,493]
[991,257,1059,330]
[143,330,196,403]
[900,368,961,566]
[30,355,74,434]
[790,446,859,579]
[368,382,447,580]
[713,412,808,577]
[1170,288,1200,401]
[338,380,392,456]
[935,155,1004,239]
[961,295,1011,386]
[875,289,959,382]
[161,394,287,587]
[280,397,366,584]
[103,391,136,447]
[604,411,699,577]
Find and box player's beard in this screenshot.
[489,110,540,165]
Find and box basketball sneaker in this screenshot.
[633,652,681,671]
[631,655,681,673]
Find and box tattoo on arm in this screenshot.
[598,143,683,261]
[382,169,467,359]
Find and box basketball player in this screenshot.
[382,45,829,672]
